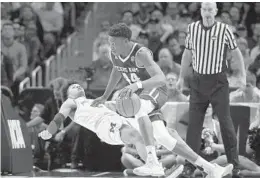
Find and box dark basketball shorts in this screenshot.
[137,85,168,110]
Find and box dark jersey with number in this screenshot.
[110,43,150,84]
[110,42,168,110]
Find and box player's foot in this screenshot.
[133,162,165,176]
[165,164,184,178]
[206,163,233,178]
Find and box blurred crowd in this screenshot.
[1,2,260,174]
[1,2,86,99]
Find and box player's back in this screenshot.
[73,97,116,133]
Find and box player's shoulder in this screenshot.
[135,45,152,58]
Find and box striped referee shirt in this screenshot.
[185,21,237,74]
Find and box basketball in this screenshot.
[116,93,141,118]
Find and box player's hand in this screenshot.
[119,84,138,98]
[38,130,52,140]
[54,131,65,142]
[176,78,184,91]
[91,95,107,107]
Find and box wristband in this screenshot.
[136,81,143,89]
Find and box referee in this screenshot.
[177,2,246,177]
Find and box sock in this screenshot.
[194,156,215,172]
[146,145,159,164]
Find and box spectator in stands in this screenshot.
[250,32,260,61]
[220,11,232,26]
[24,22,43,73]
[93,23,110,61]
[121,10,141,41]
[188,2,200,21]
[61,3,76,38]
[89,44,113,91]
[121,144,177,172]
[26,104,47,169]
[1,3,12,27]
[166,73,188,102]
[163,2,180,28]
[36,2,64,48]
[230,72,260,103]
[100,20,110,33]
[157,48,180,76]
[136,30,149,47]
[17,4,44,44]
[251,2,260,27]
[248,23,260,50]
[31,2,64,15]
[222,2,232,12]
[150,9,164,22]
[135,3,151,29]
[177,30,186,48]
[177,13,192,33]
[167,35,184,65]
[230,6,241,27]
[237,37,253,69]
[1,23,28,98]
[147,19,173,61]
[190,106,260,177]
[1,52,14,88]
[248,54,260,89]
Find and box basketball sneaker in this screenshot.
[133,161,165,176]
[205,163,233,178]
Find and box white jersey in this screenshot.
[73,97,117,133]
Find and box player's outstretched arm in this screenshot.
[136,48,166,89]
[91,67,122,107]
[102,67,122,100]
[42,99,75,138]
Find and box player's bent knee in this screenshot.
[135,99,154,119]
[153,121,177,151]
[128,129,142,144]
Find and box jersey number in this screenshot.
[122,73,140,84]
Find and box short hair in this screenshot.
[63,80,82,99]
[108,23,132,40]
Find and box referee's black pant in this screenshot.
[186,71,239,169]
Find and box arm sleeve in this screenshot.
[185,24,192,50]
[225,25,237,50]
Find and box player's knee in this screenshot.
[121,153,137,169]
[135,99,154,119]
[153,122,177,151]
[128,129,142,144]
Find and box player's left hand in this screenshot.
[119,84,138,98]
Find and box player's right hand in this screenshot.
[38,130,52,140]
[176,78,184,91]
[91,95,107,107]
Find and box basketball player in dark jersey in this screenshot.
[91,23,233,178]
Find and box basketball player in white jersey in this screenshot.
[38,84,150,163]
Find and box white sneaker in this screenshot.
[133,162,165,177]
[206,163,233,178]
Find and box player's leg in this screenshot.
[120,124,147,161]
[152,118,234,177]
[121,153,144,169]
[211,155,260,172]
